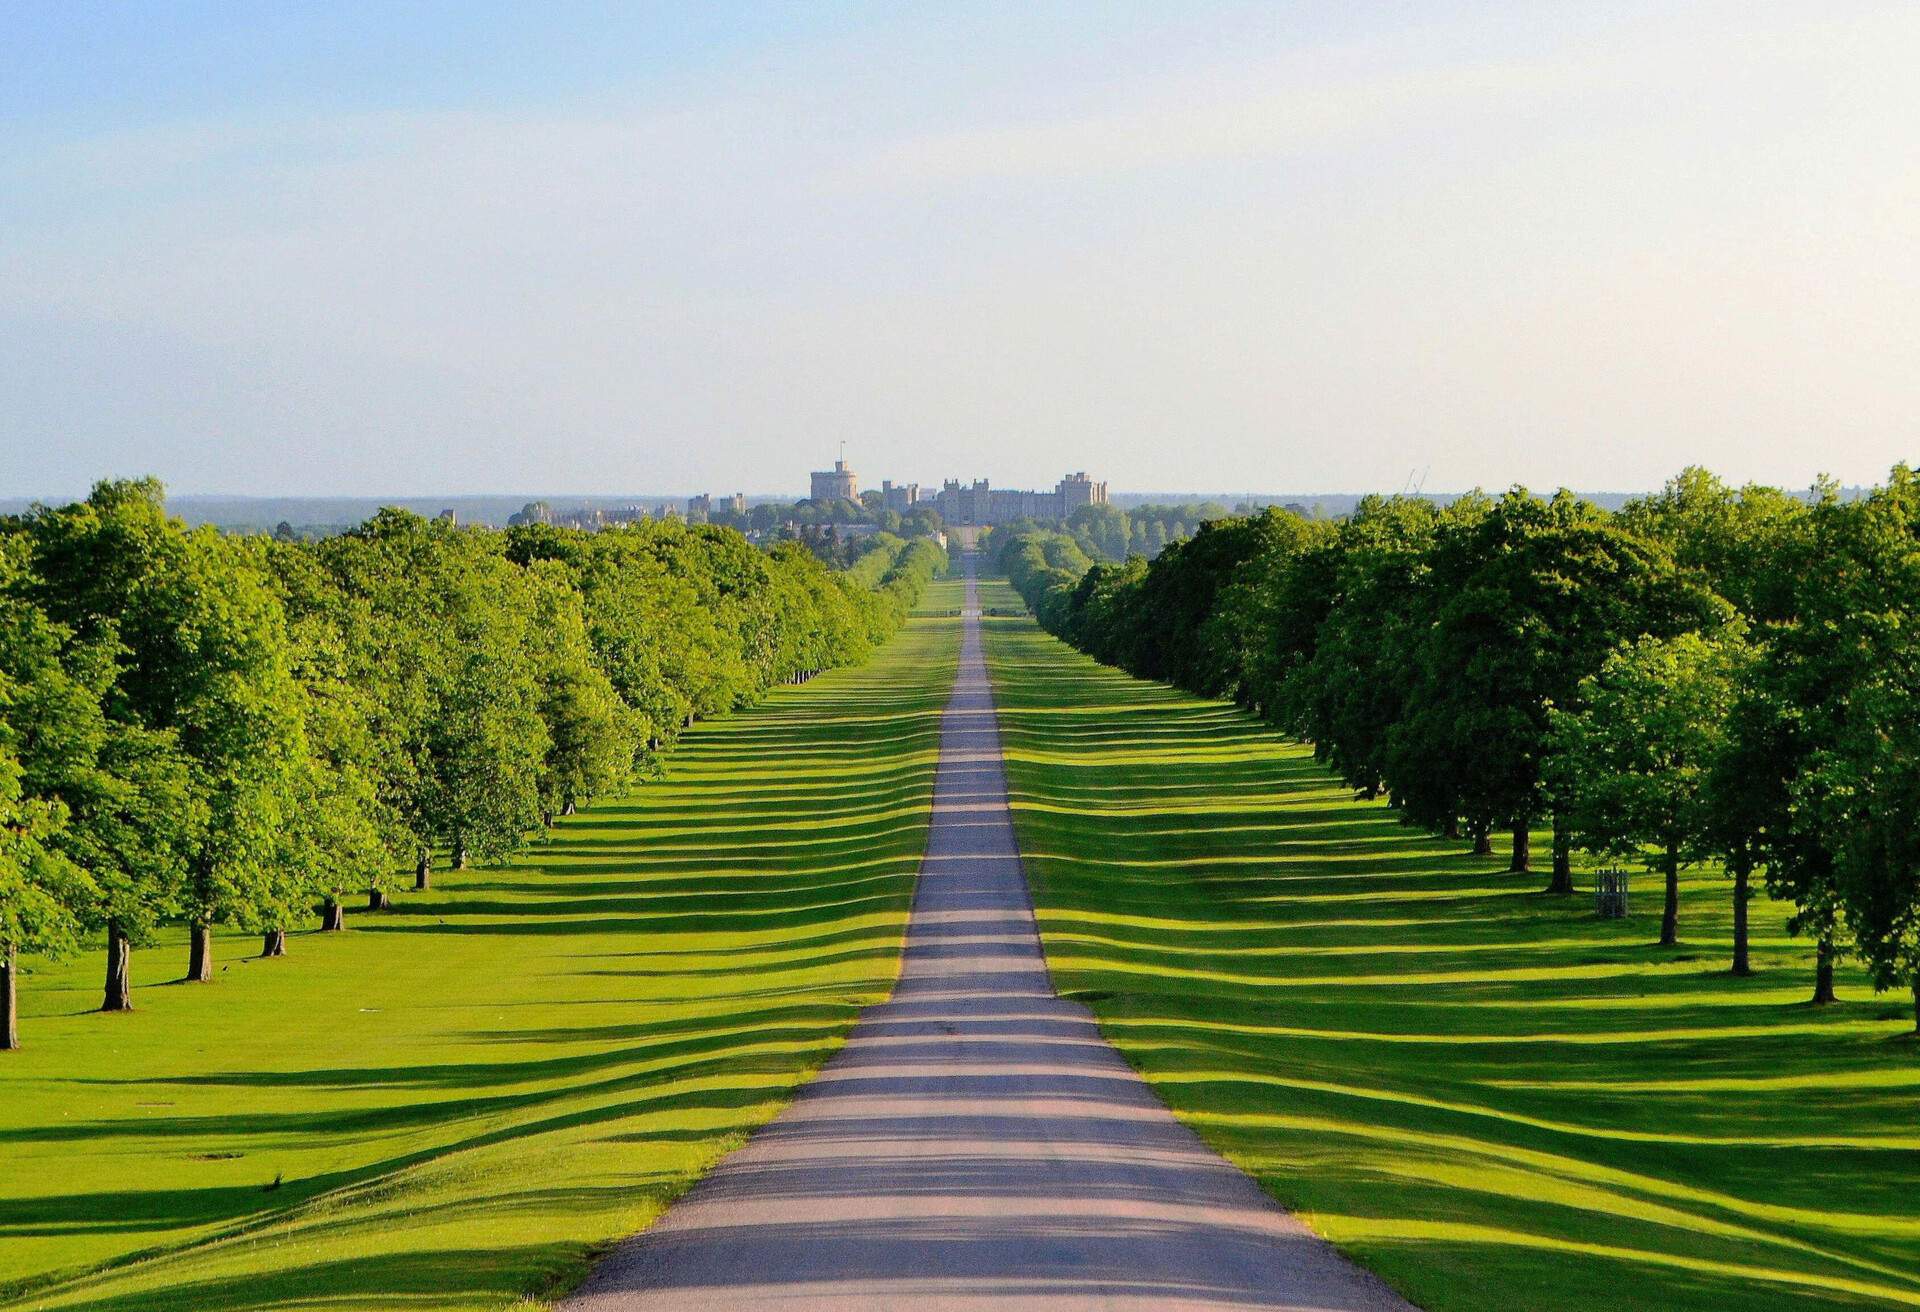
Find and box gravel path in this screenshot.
[562,563,1418,1310]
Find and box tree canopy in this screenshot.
[0,484,945,1045]
[994,467,1920,1028]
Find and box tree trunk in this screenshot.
[367,886,389,912]
[561,799,576,817]
[1912,980,1919,1035]
[320,898,344,932]
[541,809,554,829]
[1471,825,1492,856]
[1812,936,1837,1004]
[2,944,17,1051]
[261,928,286,958]
[415,849,431,891]
[1547,816,1573,894]
[102,923,133,1012]
[186,922,213,983]
[452,839,468,871]
[1508,818,1532,873]
[1443,817,1461,840]
[1731,857,1752,977]
[1659,842,1680,947]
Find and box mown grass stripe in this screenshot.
[0,581,964,1312]
[982,583,1920,1312]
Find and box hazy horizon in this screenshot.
[2,477,1875,527]
[7,4,1916,498]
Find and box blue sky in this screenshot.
[4,3,1916,497]
[2,4,861,125]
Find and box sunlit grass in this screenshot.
[979,580,1920,1312]
[0,581,965,1312]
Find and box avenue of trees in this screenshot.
[991,467,1920,1031]
[988,501,1234,565]
[716,493,946,540]
[795,495,1231,555]
[0,481,945,1048]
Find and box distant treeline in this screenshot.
[983,502,1235,564]
[0,481,945,1047]
[990,467,1920,1030]
[0,494,766,537]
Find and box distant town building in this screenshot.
[989,487,1045,522]
[796,460,1105,526]
[1057,471,1108,513]
[436,509,457,525]
[681,493,745,524]
[810,457,858,503]
[932,478,992,525]
[925,472,1109,525]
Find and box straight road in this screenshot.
[563,562,1416,1310]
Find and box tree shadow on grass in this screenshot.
[41,1009,862,1119]
[1,1073,819,1308]
[25,1245,587,1312]
[985,618,1920,1312]
[2,601,965,1312]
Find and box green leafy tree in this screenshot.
[166,533,311,980]
[1619,467,1810,625]
[425,551,549,871]
[1067,504,1131,560]
[15,482,221,997]
[263,538,406,924]
[1551,631,1748,950]
[277,754,388,943]
[1701,676,1798,979]
[1120,511,1302,695]
[901,506,944,539]
[1196,511,1328,708]
[0,742,87,1050]
[1272,497,1449,801]
[324,511,546,885]
[997,528,1095,634]
[1730,480,1877,1004]
[509,524,714,764]
[1625,467,1837,984]
[1795,468,1920,1030]
[1818,679,1920,1031]
[313,512,444,901]
[525,561,634,822]
[0,589,102,1052]
[1063,557,1150,668]
[0,542,99,1042]
[1391,490,1709,875]
[765,542,860,681]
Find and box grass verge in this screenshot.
[980,582,1920,1312]
[0,581,963,1312]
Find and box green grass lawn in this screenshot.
[979,583,1920,1312]
[0,582,963,1312]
